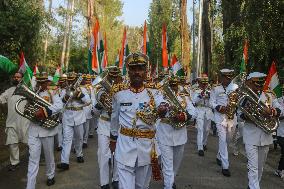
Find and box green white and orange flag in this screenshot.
[162,24,169,71]
[119,27,129,76]
[101,32,108,71]
[33,64,39,75]
[142,20,151,56]
[171,54,185,76]
[88,25,95,74]
[263,61,282,98]
[18,52,33,88]
[91,19,104,74]
[52,66,61,84]
[240,39,248,73]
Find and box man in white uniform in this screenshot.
[156,76,196,189]
[110,53,164,189]
[240,72,283,189]
[57,73,91,170]
[26,73,63,189]
[209,69,236,177]
[93,66,120,189]
[0,72,29,171]
[192,74,213,156]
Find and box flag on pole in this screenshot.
[170,54,185,76]
[142,20,151,56]
[97,26,104,74]
[101,32,108,71]
[263,61,282,98]
[240,39,248,73]
[18,52,33,88]
[33,64,39,75]
[0,55,17,74]
[162,24,168,71]
[91,19,101,74]
[52,66,61,84]
[119,27,129,76]
[88,27,95,74]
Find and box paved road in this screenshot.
[0,127,283,189]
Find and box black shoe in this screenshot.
[88,134,94,138]
[101,184,110,189]
[46,177,55,186]
[8,163,19,171]
[222,169,231,177]
[203,145,207,151]
[57,163,69,171]
[112,181,119,189]
[77,156,84,163]
[216,158,222,166]
[56,146,62,151]
[82,143,88,149]
[172,183,177,189]
[198,150,204,156]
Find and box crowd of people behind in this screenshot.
[0,52,283,189]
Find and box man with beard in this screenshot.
[110,53,164,189]
[0,72,30,171]
[209,69,236,177]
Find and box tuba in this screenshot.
[13,84,60,129]
[92,70,113,113]
[227,72,279,134]
[160,77,189,129]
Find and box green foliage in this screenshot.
[0,0,44,65]
[148,0,181,68]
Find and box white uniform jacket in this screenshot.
[156,93,196,146]
[62,88,91,126]
[209,84,236,126]
[28,90,63,138]
[241,92,282,146]
[110,88,161,168]
[192,88,214,121]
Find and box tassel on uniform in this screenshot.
[151,142,162,181]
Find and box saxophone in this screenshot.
[14,84,60,129]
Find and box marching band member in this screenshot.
[93,66,120,189]
[209,69,236,177]
[0,72,29,171]
[192,73,213,156]
[89,74,98,138]
[240,72,283,189]
[110,53,162,189]
[56,74,68,151]
[81,74,93,148]
[26,72,63,189]
[57,72,91,170]
[156,75,195,189]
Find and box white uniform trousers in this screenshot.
[57,123,63,147]
[245,144,269,189]
[83,119,90,144]
[216,124,233,169]
[196,117,211,150]
[159,143,184,189]
[89,117,97,136]
[117,161,151,189]
[97,134,118,186]
[61,124,84,164]
[9,143,20,165]
[26,136,55,189]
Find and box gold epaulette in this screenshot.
[110,83,129,96]
[265,90,276,97]
[145,82,161,89]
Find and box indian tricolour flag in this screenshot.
[170,54,185,76]
[52,66,61,84]
[263,61,282,98]
[18,52,33,88]
[33,64,39,75]
[119,27,129,76]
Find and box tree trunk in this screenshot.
[65,0,75,72]
[43,0,52,66]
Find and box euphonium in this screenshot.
[227,73,279,134]
[92,70,112,113]
[13,83,60,129]
[160,77,188,129]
